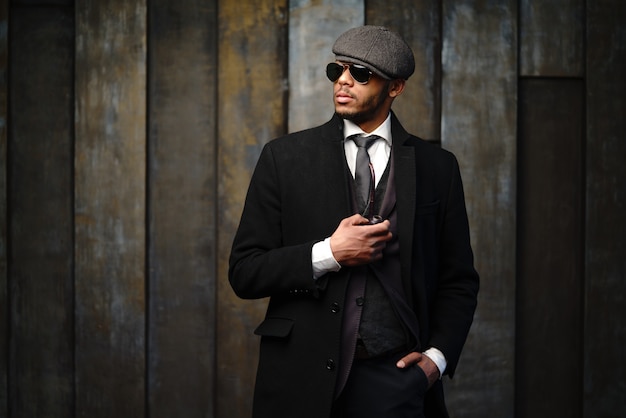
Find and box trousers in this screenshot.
[331,351,428,418]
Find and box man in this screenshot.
[229,26,479,418]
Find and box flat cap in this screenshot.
[332,25,415,80]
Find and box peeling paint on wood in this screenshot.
[441,1,517,416]
[288,0,364,132]
[74,1,147,416]
[217,1,288,417]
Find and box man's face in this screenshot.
[330,61,392,131]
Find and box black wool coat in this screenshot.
[229,112,479,418]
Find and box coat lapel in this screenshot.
[391,114,417,304]
[319,115,354,225]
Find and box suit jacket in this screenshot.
[229,112,479,418]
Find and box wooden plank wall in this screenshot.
[517,78,584,417]
[147,1,217,416]
[1,1,625,418]
[74,1,147,415]
[0,0,8,416]
[366,0,441,142]
[216,1,288,416]
[441,1,518,415]
[517,2,586,416]
[9,4,74,416]
[584,1,626,415]
[288,0,362,132]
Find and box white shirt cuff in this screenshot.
[311,237,341,279]
[423,347,447,378]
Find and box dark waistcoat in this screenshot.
[335,152,421,396]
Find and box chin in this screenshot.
[337,110,365,124]
[335,107,356,119]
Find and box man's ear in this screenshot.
[388,79,406,98]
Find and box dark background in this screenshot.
[1,0,624,417]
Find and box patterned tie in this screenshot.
[351,135,379,217]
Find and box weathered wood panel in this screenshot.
[517,79,584,418]
[13,0,71,5]
[74,1,147,416]
[0,0,8,416]
[147,1,217,416]
[8,7,74,417]
[520,0,584,77]
[441,1,517,416]
[584,2,626,416]
[288,0,363,132]
[217,1,288,417]
[366,0,441,141]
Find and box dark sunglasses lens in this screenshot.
[326,63,371,83]
[326,63,343,82]
[349,65,371,83]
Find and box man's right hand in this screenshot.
[329,214,392,267]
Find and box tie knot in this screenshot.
[351,135,380,150]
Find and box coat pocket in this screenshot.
[417,200,440,216]
[254,317,294,338]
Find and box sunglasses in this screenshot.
[326,62,373,84]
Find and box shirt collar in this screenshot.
[342,113,392,146]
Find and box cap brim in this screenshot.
[334,55,392,80]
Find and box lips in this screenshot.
[335,91,354,104]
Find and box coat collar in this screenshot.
[320,113,345,142]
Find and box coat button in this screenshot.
[331,302,341,313]
[326,359,335,370]
[356,297,365,306]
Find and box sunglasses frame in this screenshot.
[326,62,373,84]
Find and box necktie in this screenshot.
[351,135,379,216]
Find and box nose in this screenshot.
[336,65,354,84]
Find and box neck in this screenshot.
[353,103,393,133]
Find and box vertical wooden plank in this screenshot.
[8,7,74,417]
[0,0,8,415]
[366,0,441,141]
[217,1,287,417]
[288,0,363,132]
[520,0,584,77]
[585,1,626,416]
[147,1,217,416]
[441,1,517,416]
[74,0,147,416]
[13,0,71,4]
[517,79,584,418]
